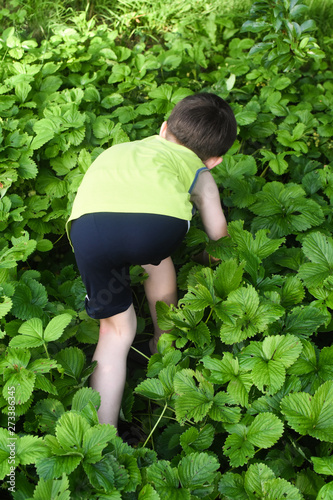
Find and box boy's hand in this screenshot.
[192,250,220,266]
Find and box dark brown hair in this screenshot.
[166,92,237,161]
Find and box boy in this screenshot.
[67,92,237,429]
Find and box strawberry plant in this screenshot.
[1,0,333,498]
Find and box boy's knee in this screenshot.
[99,307,136,337]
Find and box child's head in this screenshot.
[165,92,237,162]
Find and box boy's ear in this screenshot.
[159,121,168,138]
[204,156,223,170]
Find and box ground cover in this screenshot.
[0,0,333,498]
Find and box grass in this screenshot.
[1,0,331,52]
[2,0,252,40]
[303,0,333,55]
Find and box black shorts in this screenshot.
[70,212,188,319]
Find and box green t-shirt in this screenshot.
[67,135,207,231]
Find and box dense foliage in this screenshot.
[1,0,333,498]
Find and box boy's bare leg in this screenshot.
[142,257,177,354]
[90,304,137,428]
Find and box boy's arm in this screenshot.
[190,170,228,241]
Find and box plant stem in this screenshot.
[205,308,213,324]
[143,401,168,447]
[43,342,50,359]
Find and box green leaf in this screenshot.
[181,282,218,312]
[244,463,275,497]
[316,481,333,499]
[83,456,117,493]
[31,122,57,150]
[241,20,269,33]
[174,370,214,423]
[220,285,283,345]
[209,391,241,423]
[269,153,289,175]
[262,478,303,499]
[295,469,324,497]
[77,149,91,174]
[0,428,15,480]
[298,232,333,288]
[312,455,333,475]
[159,364,179,398]
[92,116,114,139]
[156,301,175,331]
[281,381,333,441]
[202,353,240,384]
[251,121,276,139]
[318,124,333,137]
[9,317,44,348]
[135,378,167,400]
[228,220,285,261]
[71,387,101,413]
[180,425,215,454]
[288,340,317,374]
[318,346,333,382]
[108,63,131,83]
[284,306,328,338]
[178,452,220,488]
[251,358,286,394]
[175,389,213,423]
[218,472,248,500]
[247,413,284,448]
[36,239,53,252]
[55,412,90,451]
[43,313,72,342]
[187,321,211,348]
[270,76,292,91]
[146,461,178,488]
[40,75,62,92]
[146,461,191,499]
[111,123,130,145]
[0,347,31,374]
[18,154,38,179]
[11,279,48,320]
[214,259,245,299]
[235,111,257,126]
[4,368,36,404]
[34,398,65,434]
[31,473,71,500]
[240,335,302,395]
[111,105,137,124]
[16,435,48,465]
[262,334,303,369]
[223,433,255,467]
[202,353,252,406]
[35,373,58,395]
[250,182,324,238]
[0,95,16,111]
[101,93,124,109]
[83,424,117,463]
[0,295,12,319]
[227,372,253,407]
[55,347,85,381]
[281,276,305,307]
[288,340,326,392]
[36,454,82,481]
[119,454,141,493]
[138,485,160,499]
